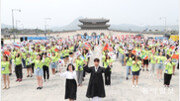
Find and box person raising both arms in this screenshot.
[25,53,33,77]
[83,58,109,101]
[124,48,135,80]
[13,52,23,82]
[58,64,77,101]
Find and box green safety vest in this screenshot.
[132,61,141,72]
[34,60,43,69]
[164,62,173,74]
[75,59,84,71]
[1,61,10,74]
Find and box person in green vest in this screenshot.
[124,49,135,80]
[2,55,11,89]
[118,46,124,66]
[104,54,113,85]
[8,49,13,76]
[172,49,178,75]
[156,52,167,81]
[74,55,84,86]
[132,56,141,87]
[25,53,33,77]
[149,52,157,74]
[42,53,51,82]
[50,52,58,75]
[142,47,150,71]
[33,54,44,90]
[164,55,173,87]
[172,57,177,75]
[69,45,74,57]
[64,47,70,66]
[14,52,23,82]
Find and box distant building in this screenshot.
[78,18,110,30]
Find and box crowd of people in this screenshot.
[1,34,179,101]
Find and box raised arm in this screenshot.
[83,61,91,73]
[83,65,92,73]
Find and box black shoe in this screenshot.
[142,69,145,71]
[126,77,128,80]
[39,87,43,89]
[30,75,33,77]
[146,69,149,71]
[37,87,40,89]
[27,75,30,77]
[128,73,130,75]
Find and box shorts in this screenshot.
[143,59,149,65]
[2,73,10,75]
[26,64,32,69]
[60,56,64,59]
[157,64,164,69]
[34,68,43,76]
[51,62,57,69]
[132,70,140,76]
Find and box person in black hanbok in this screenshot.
[83,58,109,101]
[59,64,77,101]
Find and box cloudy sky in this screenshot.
[1,0,179,29]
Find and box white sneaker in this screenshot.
[132,85,135,88]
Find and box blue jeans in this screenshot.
[126,66,132,78]
[51,62,57,69]
[22,59,26,68]
[121,54,124,65]
[34,68,43,76]
[157,63,164,70]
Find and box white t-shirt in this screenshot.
[59,71,76,79]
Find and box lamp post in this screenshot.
[12,9,21,42]
[44,18,51,36]
[15,20,21,29]
[160,17,167,33]
[15,20,21,36]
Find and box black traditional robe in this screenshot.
[83,65,106,98]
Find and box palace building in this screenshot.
[78,18,110,30]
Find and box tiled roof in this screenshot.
[79,18,109,23]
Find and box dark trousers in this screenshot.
[32,63,35,73]
[15,64,23,79]
[164,73,172,85]
[105,72,111,85]
[43,65,49,80]
[116,52,119,59]
[22,59,26,68]
[177,62,179,69]
[83,70,86,77]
